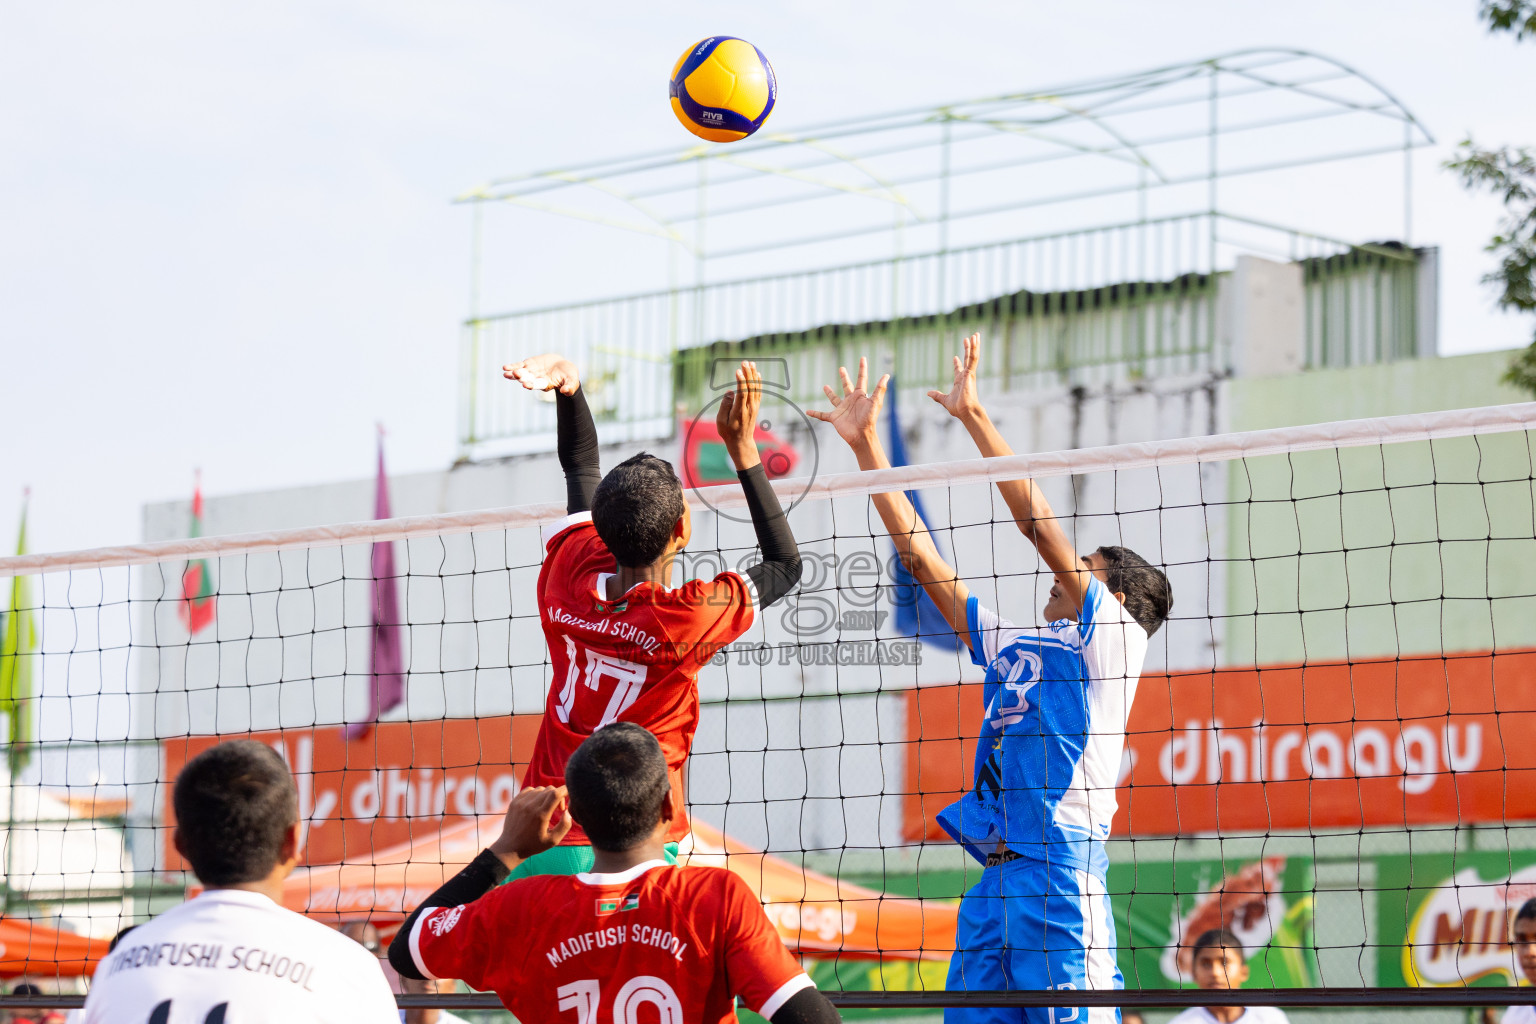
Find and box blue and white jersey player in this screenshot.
[809,334,1173,1024]
[936,576,1148,1022]
[940,579,1147,866]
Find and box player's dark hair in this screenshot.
[1096,545,1173,637]
[565,723,671,852]
[107,924,138,953]
[1190,928,1245,959]
[592,453,686,568]
[173,739,298,886]
[1517,897,1536,924]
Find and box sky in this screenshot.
[1,0,1533,557]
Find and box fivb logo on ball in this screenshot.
[669,36,776,143]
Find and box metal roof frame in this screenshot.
[456,48,1433,303]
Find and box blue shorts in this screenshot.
[945,854,1122,1024]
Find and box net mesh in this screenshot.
[1,403,1535,1015]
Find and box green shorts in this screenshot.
[502,842,680,883]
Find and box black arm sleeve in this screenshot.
[770,988,842,1024]
[387,848,510,980]
[558,385,601,514]
[738,464,802,608]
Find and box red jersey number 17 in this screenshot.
[555,637,650,729]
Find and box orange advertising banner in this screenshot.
[905,648,1536,840]
[163,716,543,869]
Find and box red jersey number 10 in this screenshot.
[557,976,685,1023]
[555,637,650,730]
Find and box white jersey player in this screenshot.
[83,741,397,1023]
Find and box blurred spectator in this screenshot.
[399,977,470,1024]
[340,920,382,956]
[337,920,466,1024]
[8,982,66,1024]
[1166,928,1288,1024]
[1500,896,1536,1024]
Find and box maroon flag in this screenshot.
[177,477,217,635]
[343,432,406,741]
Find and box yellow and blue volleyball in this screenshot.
[669,37,776,143]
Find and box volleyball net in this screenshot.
[1,401,1535,1013]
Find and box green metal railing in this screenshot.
[460,212,1424,451]
[1303,243,1422,369]
[671,270,1218,417]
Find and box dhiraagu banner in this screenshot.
[1111,855,1319,989]
[1377,851,1536,987]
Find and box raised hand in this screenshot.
[716,360,764,470]
[927,332,982,419]
[503,354,580,396]
[807,357,889,447]
[489,784,573,865]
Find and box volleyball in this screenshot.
[668,36,776,143]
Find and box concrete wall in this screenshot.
[1224,351,1535,666]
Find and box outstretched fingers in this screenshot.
[740,360,763,396]
[501,357,559,392]
[822,383,843,407]
[855,356,869,394]
[837,364,855,396]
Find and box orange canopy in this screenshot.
[679,822,955,961]
[282,817,955,961]
[0,918,110,978]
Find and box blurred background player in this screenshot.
[397,979,465,1024]
[808,336,1171,1024]
[6,983,65,1024]
[1498,898,1536,1024]
[499,354,801,879]
[337,920,466,1024]
[388,722,841,1023]
[82,741,398,1022]
[1167,929,1288,1024]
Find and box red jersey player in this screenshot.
[389,723,841,1024]
[499,354,802,878]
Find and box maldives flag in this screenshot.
[177,479,217,636]
[679,416,799,488]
